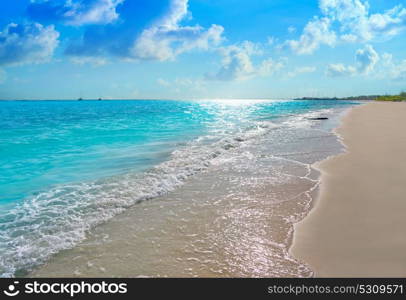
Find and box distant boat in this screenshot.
[78,97,83,101]
[98,98,102,101]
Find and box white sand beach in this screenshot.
[291,102,406,277]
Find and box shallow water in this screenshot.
[0,99,357,277]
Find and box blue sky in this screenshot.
[0,0,405,99]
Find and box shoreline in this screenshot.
[28,106,351,278]
[290,102,406,277]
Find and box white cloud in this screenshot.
[0,23,59,66]
[390,60,406,80]
[326,44,378,77]
[320,0,406,42]
[287,66,317,78]
[258,58,285,76]
[29,0,124,26]
[340,34,358,43]
[206,41,284,81]
[131,0,224,61]
[355,44,379,74]
[206,44,255,81]
[326,63,356,77]
[267,36,276,45]
[379,53,406,80]
[381,53,393,66]
[320,0,369,23]
[286,17,336,55]
[368,5,406,39]
[66,0,124,26]
[157,78,170,87]
[287,0,406,54]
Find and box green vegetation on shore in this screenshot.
[294,95,380,101]
[376,92,406,102]
[295,92,406,102]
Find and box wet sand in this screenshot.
[31,144,318,278]
[291,102,406,277]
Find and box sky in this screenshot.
[0,0,405,100]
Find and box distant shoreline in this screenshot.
[294,96,378,101]
[295,92,406,101]
[0,97,375,102]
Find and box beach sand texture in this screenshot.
[291,102,406,277]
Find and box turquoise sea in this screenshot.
[0,99,357,277]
